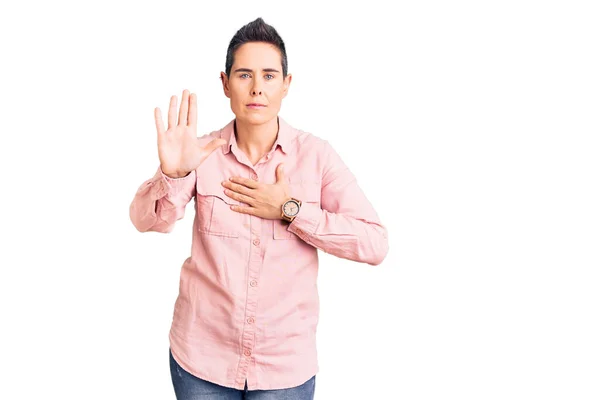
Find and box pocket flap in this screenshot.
[196,178,239,205]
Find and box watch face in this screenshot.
[283,200,299,217]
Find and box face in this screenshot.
[220,42,292,125]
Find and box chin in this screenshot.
[236,110,275,125]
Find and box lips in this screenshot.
[247,103,266,107]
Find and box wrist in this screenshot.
[161,167,190,179]
[281,197,302,223]
[169,172,190,179]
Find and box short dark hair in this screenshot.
[224,17,288,79]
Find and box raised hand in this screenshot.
[155,89,226,178]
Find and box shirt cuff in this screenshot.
[286,201,321,237]
[147,167,195,200]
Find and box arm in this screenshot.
[286,140,389,266]
[129,166,196,233]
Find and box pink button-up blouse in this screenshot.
[129,116,389,390]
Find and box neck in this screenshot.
[234,116,279,162]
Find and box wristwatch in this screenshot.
[281,198,302,222]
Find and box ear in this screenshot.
[220,71,231,98]
[282,73,292,99]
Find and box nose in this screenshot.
[251,80,263,96]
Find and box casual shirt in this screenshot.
[129,115,389,390]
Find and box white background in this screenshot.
[1,1,599,399]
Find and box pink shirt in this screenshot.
[129,116,389,390]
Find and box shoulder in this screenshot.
[196,118,235,142]
[286,121,331,155]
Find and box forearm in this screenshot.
[286,203,389,266]
[129,166,196,233]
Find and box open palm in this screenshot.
[155,89,226,178]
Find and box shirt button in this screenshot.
[250,280,257,287]
[252,238,260,246]
[247,317,254,324]
[251,173,258,180]
[244,349,251,356]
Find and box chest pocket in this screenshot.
[274,181,322,240]
[196,178,241,238]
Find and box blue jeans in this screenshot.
[169,347,316,399]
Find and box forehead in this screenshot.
[233,42,281,68]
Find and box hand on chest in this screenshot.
[194,164,321,240]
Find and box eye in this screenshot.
[239,73,275,80]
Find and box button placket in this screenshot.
[236,212,262,386]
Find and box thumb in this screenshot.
[204,138,227,153]
[276,163,285,183]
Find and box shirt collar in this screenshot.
[220,115,293,155]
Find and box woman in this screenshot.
[129,17,389,400]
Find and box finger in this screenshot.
[229,176,259,189]
[167,95,177,130]
[203,138,227,153]
[276,163,285,183]
[179,89,189,126]
[222,181,254,197]
[154,107,165,135]
[223,188,255,205]
[188,92,197,127]
[230,205,256,215]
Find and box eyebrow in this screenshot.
[233,68,280,74]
